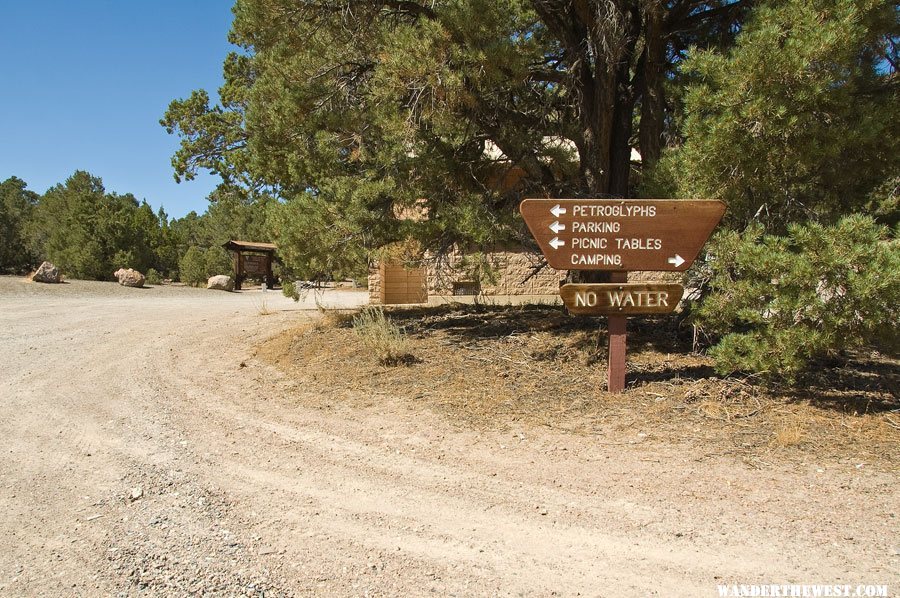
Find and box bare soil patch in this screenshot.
[258,303,900,470]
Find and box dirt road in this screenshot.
[1,277,896,596]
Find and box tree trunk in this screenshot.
[608,68,635,198]
[638,3,666,167]
[577,62,615,196]
[534,0,641,200]
[531,0,641,283]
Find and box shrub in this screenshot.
[203,246,232,277]
[112,249,136,272]
[314,308,355,331]
[253,296,275,316]
[352,307,416,366]
[145,268,162,285]
[282,280,298,301]
[695,214,899,382]
[178,246,206,286]
[179,246,235,286]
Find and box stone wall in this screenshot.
[369,248,684,305]
[369,248,566,305]
[367,262,382,304]
[628,270,682,284]
[426,249,565,298]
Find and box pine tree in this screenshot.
[652,0,899,229]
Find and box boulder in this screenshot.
[207,275,235,292]
[32,261,60,283]
[114,268,145,288]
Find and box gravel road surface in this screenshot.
[0,277,896,596]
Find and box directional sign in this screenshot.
[560,283,684,316]
[520,199,725,271]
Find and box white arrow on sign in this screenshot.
[549,221,566,234]
[549,237,565,250]
[667,254,685,267]
[550,204,567,217]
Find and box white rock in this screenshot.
[114,268,145,288]
[32,261,60,283]
[207,275,235,291]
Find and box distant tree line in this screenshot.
[0,170,273,285]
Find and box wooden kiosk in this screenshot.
[223,240,277,290]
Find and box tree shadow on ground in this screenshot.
[626,364,719,385]
[785,356,900,414]
[382,303,898,413]
[388,303,694,354]
[389,303,577,337]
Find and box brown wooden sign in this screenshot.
[520,199,725,271]
[560,283,683,315]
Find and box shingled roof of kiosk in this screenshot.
[223,240,277,253]
[222,240,277,290]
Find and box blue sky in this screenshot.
[0,0,235,218]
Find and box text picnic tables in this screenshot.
[520,198,725,392]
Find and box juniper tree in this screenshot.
[0,177,39,273]
[654,0,900,378]
[650,0,899,230]
[29,171,158,280]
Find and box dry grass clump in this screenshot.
[351,307,418,366]
[772,420,806,447]
[254,296,276,316]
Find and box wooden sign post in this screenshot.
[520,199,725,392]
[607,272,628,393]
